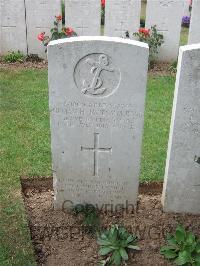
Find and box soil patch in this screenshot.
[149,62,176,76]
[0,60,175,76]
[0,60,47,70]
[22,178,200,266]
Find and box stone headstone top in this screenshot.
[0,0,27,54]
[25,0,61,58]
[65,0,101,36]
[48,36,149,210]
[162,44,200,214]
[188,0,200,44]
[145,0,184,61]
[104,0,141,38]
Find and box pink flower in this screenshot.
[37,32,45,41]
[139,28,150,36]
[65,27,74,36]
[56,15,62,21]
[101,0,105,8]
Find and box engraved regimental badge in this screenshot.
[74,53,121,98]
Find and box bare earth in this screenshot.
[22,178,200,266]
[0,61,175,76]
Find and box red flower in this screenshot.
[37,32,45,41]
[101,0,105,8]
[56,15,62,21]
[139,28,150,36]
[65,27,74,36]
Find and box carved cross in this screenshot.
[115,22,126,38]
[157,21,168,33]
[76,21,89,35]
[81,133,112,176]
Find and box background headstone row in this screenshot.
[0,0,199,60]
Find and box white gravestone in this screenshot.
[65,0,101,36]
[145,0,184,61]
[188,0,200,44]
[25,0,61,58]
[48,37,149,209]
[104,0,141,38]
[0,0,27,55]
[162,44,200,214]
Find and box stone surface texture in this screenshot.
[65,0,101,36]
[162,44,200,214]
[25,0,61,58]
[188,0,200,44]
[104,0,141,38]
[145,0,184,61]
[48,36,149,209]
[0,0,27,54]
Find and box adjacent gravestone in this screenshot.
[188,0,200,44]
[162,44,200,214]
[65,0,101,36]
[0,0,27,54]
[145,0,184,61]
[104,0,141,38]
[48,36,149,209]
[25,0,61,58]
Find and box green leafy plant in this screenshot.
[101,0,105,25]
[133,25,164,67]
[3,51,25,63]
[160,225,200,265]
[168,60,178,73]
[37,15,77,52]
[73,203,100,231]
[97,225,140,266]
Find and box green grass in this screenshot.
[0,68,175,264]
[140,75,175,182]
[180,27,189,46]
[0,68,51,265]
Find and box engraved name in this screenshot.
[50,101,142,130]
